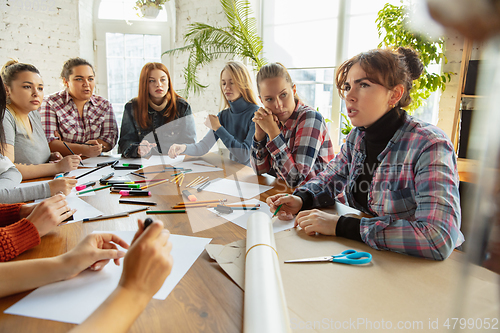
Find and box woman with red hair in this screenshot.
[118,62,196,158]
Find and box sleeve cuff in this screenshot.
[293,189,314,211]
[0,219,41,262]
[335,216,363,243]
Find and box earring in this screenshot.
[389,104,395,109]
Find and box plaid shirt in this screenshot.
[39,90,118,147]
[294,114,464,260]
[251,101,334,188]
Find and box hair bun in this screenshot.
[1,58,20,75]
[397,47,423,81]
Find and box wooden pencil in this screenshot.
[178,173,185,187]
[140,178,170,190]
[185,176,202,188]
[190,176,209,188]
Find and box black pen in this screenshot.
[119,199,157,206]
[144,217,153,229]
[75,164,109,180]
[131,172,147,178]
[63,142,84,167]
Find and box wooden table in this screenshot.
[0,153,290,332]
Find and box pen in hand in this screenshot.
[144,217,153,230]
[62,142,84,167]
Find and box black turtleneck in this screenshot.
[336,107,405,242]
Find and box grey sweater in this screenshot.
[0,165,51,203]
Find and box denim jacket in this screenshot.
[118,98,196,158]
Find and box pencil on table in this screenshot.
[185,176,202,188]
[178,173,185,187]
[190,176,209,188]
[176,199,226,206]
[140,178,170,190]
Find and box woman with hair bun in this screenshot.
[267,47,464,260]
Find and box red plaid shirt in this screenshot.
[40,90,118,147]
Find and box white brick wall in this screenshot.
[0,0,93,95]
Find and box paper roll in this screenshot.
[244,212,291,333]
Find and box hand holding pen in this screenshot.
[84,140,103,157]
[266,193,300,221]
[137,140,156,157]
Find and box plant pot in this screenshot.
[140,6,160,19]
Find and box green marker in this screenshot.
[123,163,143,168]
[77,185,112,195]
[146,210,186,214]
[273,194,289,217]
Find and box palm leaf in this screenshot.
[162,0,266,97]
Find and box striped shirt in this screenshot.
[251,101,334,188]
[294,114,464,260]
[40,90,118,147]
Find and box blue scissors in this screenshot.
[284,249,372,265]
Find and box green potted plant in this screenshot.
[134,0,169,19]
[376,2,453,114]
[162,0,266,97]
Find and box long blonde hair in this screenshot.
[220,61,258,110]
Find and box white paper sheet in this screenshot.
[34,194,102,224]
[176,160,223,173]
[5,231,212,324]
[81,155,184,168]
[207,198,294,233]
[201,178,273,199]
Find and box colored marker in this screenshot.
[99,172,115,183]
[54,173,64,179]
[75,181,96,191]
[272,194,288,217]
[196,181,211,192]
[114,165,141,170]
[77,185,112,195]
[182,189,197,202]
[123,163,143,168]
[131,172,147,178]
[119,190,152,196]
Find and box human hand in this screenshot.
[295,209,339,236]
[137,140,157,157]
[26,194,76,236]
[253,121,266,142]
[84,140,103,157]
[49,177,78,196]
[266,193,303,220]
[252,107,280,139]
[118,219,173,299]
[57,155,81,172]
[49,152,63,163]
[61,233,129,279]
[168,144,186,158]
[204,114,221,131]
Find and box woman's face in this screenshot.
[64,65,95,102]
[221,69,242,102]
[343,63,395,128]
[6,71,44,113]
[258,77,296,123]
[148,69,169,102]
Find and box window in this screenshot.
[95,0,172,130]
[106,33,162,126]
[262,0,436,147]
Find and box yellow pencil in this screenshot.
[178,173,185,187]
[185,176,201,188]
[141,178,170,190]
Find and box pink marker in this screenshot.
[75,181,96,191]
